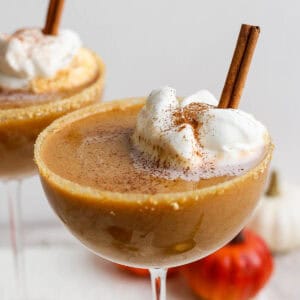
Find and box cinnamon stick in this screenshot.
[43,0,65,35]
[218,24,260,109]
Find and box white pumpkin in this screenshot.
[248,171,300,253]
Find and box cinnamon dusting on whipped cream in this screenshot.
[131,86,269,181]
[173,102,212,147]
[0,28,81,90]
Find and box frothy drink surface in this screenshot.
[42,105,233,194]
[37,99,272,267]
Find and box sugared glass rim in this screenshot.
[34,98,273,204]
[0,50,105,125]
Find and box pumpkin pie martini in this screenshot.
[35,88,272,265]
[0,1,104,298]
[35,24,271,300]
[0,27,104,179]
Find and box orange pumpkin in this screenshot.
[116,264,179,277]
[183,230,274,300]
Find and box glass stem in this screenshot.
[149,268,167,300]
[6,180,26,299]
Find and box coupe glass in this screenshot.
[34,100,273,300]
[0,54,105,299]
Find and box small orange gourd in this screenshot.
[183,230,274,300]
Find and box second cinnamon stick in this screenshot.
[43,0,65,35]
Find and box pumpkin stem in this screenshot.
[229,231,245,245]
[265,170,280,197]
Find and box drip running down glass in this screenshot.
[34,99,273,299]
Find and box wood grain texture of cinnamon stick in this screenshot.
[218,24,260,109]
[43,0,65,35]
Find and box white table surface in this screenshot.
[0,224,299,300]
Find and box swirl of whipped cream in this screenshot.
[0,28,81,89]
[132,87,269,179]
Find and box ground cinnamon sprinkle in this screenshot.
[173,102,211,145]
[173,103,210,128]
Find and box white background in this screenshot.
[0,0,299,223]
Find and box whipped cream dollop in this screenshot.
[132,87,269,180]
[0,28,81,89]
